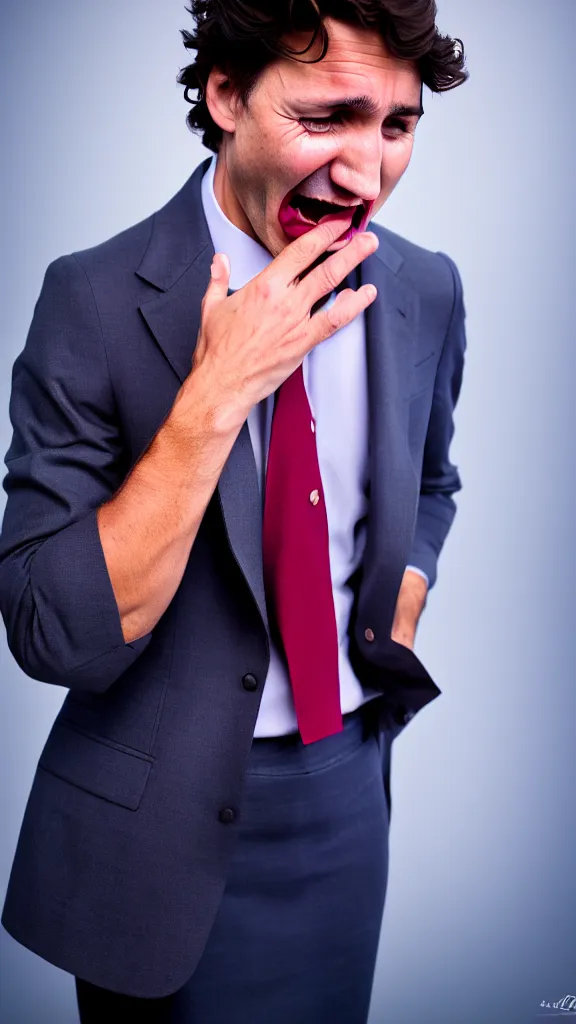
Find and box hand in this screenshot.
[189,214,379,433]
[390,569,428,651]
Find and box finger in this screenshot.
[273,212,359,285]
[202,253,231,317]
[300,231,379,307]
[306,284,378,348]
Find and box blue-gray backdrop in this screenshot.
[0,2,574,1022]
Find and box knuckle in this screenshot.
[289,324,308,351]
[291,234,314,265]
[254,276,272,302]
[325,301,345,333]
[322,216,341,237]
[321,263,339,293]
[317,299,344,333]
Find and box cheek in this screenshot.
[383,140,414,187]
[239,124,324,195]
[296,132,346,169]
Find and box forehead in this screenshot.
[272,16,421,99]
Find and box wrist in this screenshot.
[153,374,241,487]
[166,369,241,445]
[390,622,416,650]
[179,365,249,438]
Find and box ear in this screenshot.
[205,69,240,136]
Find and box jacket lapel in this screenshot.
[136,159,270,635]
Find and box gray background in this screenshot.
[1,1,574,1022]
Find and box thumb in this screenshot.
[203,252,231,314]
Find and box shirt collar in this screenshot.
[200,154,273,290]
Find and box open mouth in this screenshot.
[278,191,372,242]
[290,194,365,229]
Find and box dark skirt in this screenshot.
[76,696,390,1024]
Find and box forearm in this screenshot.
[391,569,429,649]
[96,368,243,644]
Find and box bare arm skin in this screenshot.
[97,214,379,643]
[390,569,429,651]
[95,376,241,644]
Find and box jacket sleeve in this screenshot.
[407,252,467,589]
[0,254,153,693]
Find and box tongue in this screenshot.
[278,200,354,240]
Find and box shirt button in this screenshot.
[309,489,320,506]
[242,673,258,692]
[365,628,375,642]
[219,807,236,825]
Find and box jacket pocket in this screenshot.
[37,718,154,811]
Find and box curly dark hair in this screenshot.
[177,0,468,153]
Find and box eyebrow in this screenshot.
[304,96,424,119]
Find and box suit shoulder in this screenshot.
[68,211,155,282]
[371,223,460,300]
[67,164,207,285]
[31,218,155,322]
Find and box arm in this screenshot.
[0,255,241,694]
[0,220,378,694]
[407,252,466,589]
[392,253,467,646]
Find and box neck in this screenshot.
[212,148,259,243]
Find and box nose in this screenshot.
[329,130,383,204]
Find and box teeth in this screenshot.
[293,194,361,208]
[290,193,361,223]
[293,205,316,225]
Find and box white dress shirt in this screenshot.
[200,154,425,737]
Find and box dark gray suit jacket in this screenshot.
[0,156,466,997]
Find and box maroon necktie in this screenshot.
[262,361,343,745]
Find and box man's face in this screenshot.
[209,17,423,258]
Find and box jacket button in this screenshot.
[242,673,258,692]
[219,807,236,825]
[364,628,375,642]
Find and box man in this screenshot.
[0,1,467,1020]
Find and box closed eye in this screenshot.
[299,114,412,139]
[382,117,412,138]
[298,115,344,134]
